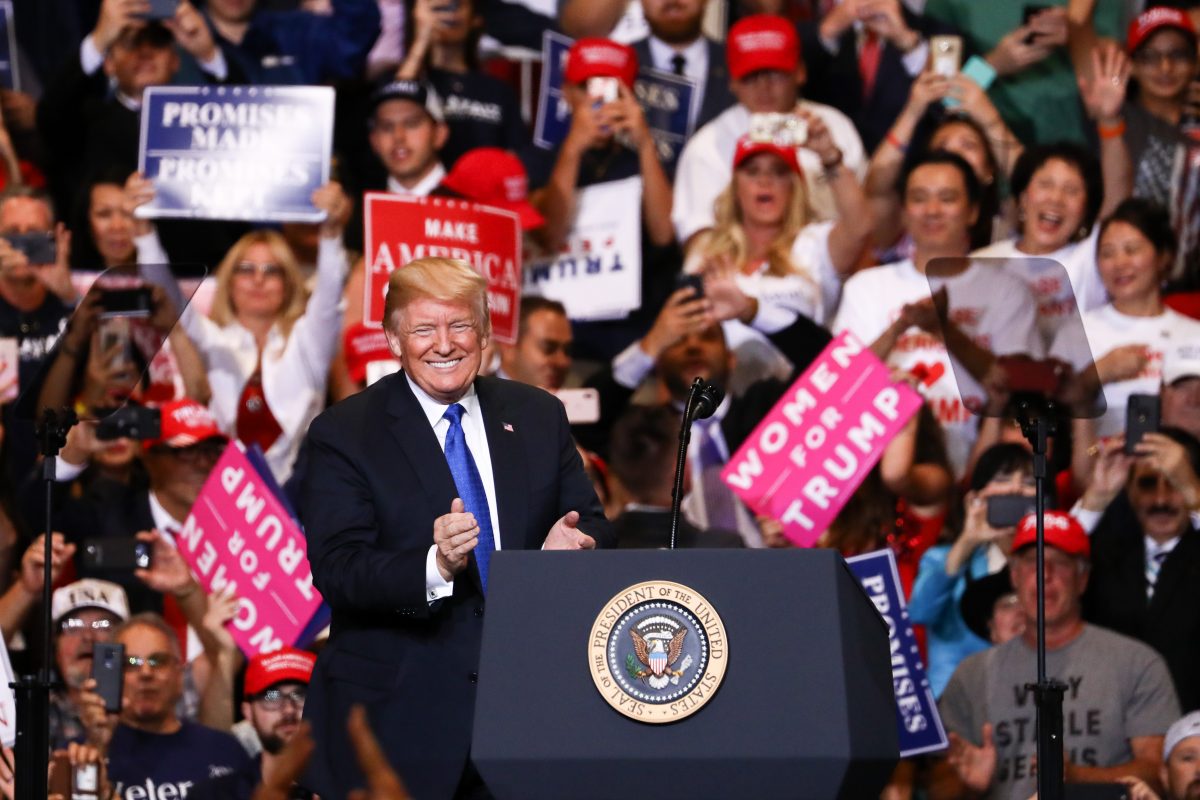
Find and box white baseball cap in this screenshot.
[1163,341,1200,386]
[1165,711,1200,760]
[51,579,130,626]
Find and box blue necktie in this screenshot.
[442,403,496,592]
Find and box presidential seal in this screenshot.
[588,580,728,723]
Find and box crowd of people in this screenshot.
[2,0,1200,797]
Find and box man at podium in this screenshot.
[297,257,612,799]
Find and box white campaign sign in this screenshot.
[0,631,15,746]
[524,176,642,321]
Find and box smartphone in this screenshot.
[92,642,125,714]
[96,405,162,441]
[1125,393,1161,455]
[6,231,56,265]
[48,754,101,800]
[675,273,704,298]
[100,286,154,317]
[586,76,620,105]
[986,494,1034,529]
[135,0,179,20]
[97,315,134,372]
[82,537,152,572]
[930,35,963,76]
[748,112,807,146]
[1064,784,1130,800]
[557,387,601,425]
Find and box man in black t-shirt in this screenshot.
[77,613,251,799]
[0,187,77,487]
[192,647,318,800]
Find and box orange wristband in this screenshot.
[1097,119,1126,139]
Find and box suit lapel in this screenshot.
[476,377,530,551]
[1148,528,1200,613]
[386,371,457,517]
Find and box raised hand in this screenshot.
[1078,42,1131,123]
[543,510,596,550]
[947,723,997,793]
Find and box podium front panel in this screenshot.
[472,549,898,799]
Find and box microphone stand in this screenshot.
[669,379,704,551]
[14,408,75,800]
[1013,392,1065,800]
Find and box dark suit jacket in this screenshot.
[613,509,744,549]
[1082,493,1200,711]
[298,372,612,800]
[798,12,960,153]
[629,37,736,135]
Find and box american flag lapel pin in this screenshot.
[503,423,514,432]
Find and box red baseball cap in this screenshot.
[442,148,545,231]
[145,399,227,449]
[1012,511,1090,559]
[1126,6,1197,54]
[343,322,396,385]
[727,15,799,81]
[564,38,638,88]
[733,134,801,174]
[244,647,316,696]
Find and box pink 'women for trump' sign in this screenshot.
[179,442,322,655]
[722,331,923,546]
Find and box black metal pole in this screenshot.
[669,379,703,550]
[1017,408,1065,800]
[14,408,74,800]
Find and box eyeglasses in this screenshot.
[125,652,176,671]
[1132,48,1197,66]
[59,618,114,636]
[232,262,285,280]
[255,688,307,711]
[166,439,227,464]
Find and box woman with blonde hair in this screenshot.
[687,113,871,390]
[129,176,352,481]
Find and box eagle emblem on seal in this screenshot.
[627,621,693,690]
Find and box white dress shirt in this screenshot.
[647,36,709,128]
[135,232,347,483]
[387,163,446,197]
[410,376,503,602]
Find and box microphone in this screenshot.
[691,382,724,421]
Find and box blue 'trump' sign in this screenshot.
[137,85,334,223]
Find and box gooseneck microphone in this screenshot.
[669,378,725,550]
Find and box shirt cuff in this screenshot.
[55,456,87,483]
[425,545,454,603]
[612,340,655,390]
[901,40,929,77]
[80,35,104,75]
[134,230,168,264]
[1068,500,1103,535]
[819,34,840,56]
[199,48,229,81]
[750,298,800,334]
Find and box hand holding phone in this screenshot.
[1125,394,1161,455]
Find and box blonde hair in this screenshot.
[210,230,308,339]
[701,167,814,279]
[384,257,491,339]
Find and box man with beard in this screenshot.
[1162,712,1200,800]
[47,579,129,750]
[77,613,251,799]
[191,648,318,799]
[1075,427,1200,711]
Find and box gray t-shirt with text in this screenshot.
[938,624,1179,800]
